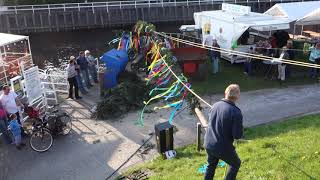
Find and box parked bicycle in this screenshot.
[25,105,72,152]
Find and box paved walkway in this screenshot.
[1,84,320,180]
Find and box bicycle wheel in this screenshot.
[29,128,53,152]
[59,115,72,135]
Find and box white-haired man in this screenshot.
[85,50,98,83]
[204,84,243,180]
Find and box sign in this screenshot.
[23,66,42,104]
[251,23,290,31]
[222,3,251,15]
[10,75,23,97]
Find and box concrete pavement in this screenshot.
[1,83,320,180]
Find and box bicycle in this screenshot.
[26,105,72,152]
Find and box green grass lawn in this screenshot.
[192,60,317,95]
[121,115,320,180]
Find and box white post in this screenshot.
[301,25,304,36]
[52,83,58,104]
[27,37,33,65]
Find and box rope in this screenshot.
[159,32,318,68]
[162,56,212,108]
[160,32,320,68]
[165,32,312,52]
[105,133,154,180]
[150,36,213,108]
[155,32,320,69]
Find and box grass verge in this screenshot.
[192,60,317,95]
[121,114,320,179]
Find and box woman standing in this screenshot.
[0,102,12,144]
[66,58,81,99]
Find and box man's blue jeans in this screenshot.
[211,57,219,74]
[0,119,12,144]
[80,68,92,87]
[244,62,252,75]
[75,74,88,94]
[205,149,241,180]
[309,61,319,78]
[89,65,98,83]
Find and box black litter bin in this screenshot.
[155,121,174,153]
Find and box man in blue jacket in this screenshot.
[204,84,243,180]
[77,51,93,88]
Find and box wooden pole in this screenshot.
[195,107,208,151]
[197,122,202,151]
[195,107,208,127]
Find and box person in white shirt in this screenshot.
[277,46,288,82]
[66,58,81,100]
[0,85,26,136]
[203,32,213,47]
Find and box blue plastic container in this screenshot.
[101,49,129,89]
[103,70,118,89]
[101,49,128,73]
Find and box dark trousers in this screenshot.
[205,149,241,180]
[0,118,12,144]
[244,62,252,75]
[309,59,320,78]
[68,76,79,98]
[286,64,291,78]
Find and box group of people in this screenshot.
[66,50,98,100]
[203,30,320,84]
[275,42,320,82]
[0,86,26,150]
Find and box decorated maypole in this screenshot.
[130,21,201,126]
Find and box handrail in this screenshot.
[1,0,310,13]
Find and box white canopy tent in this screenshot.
[0,33,33,87]
[0,33,29,47]
[194,4,290,50]
[264,1,320,26]
[193,4,291,63]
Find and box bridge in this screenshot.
[0,0,315,33]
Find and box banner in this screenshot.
[24,66,42,104]
[210,19,248,49]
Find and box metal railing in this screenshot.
[0,0,313,14]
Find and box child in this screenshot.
[8,114,25,150]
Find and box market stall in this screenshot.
[194,3,291,63]
[265,1,320,44]
[0,33,33,90]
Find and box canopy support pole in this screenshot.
[3,45,7,57]
[293,24,296,39]
[301,25,304,36]
[27,37,33,65]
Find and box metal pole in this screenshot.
[301,25,304,36]
[197,123,202,151]
[27,37,33,65]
